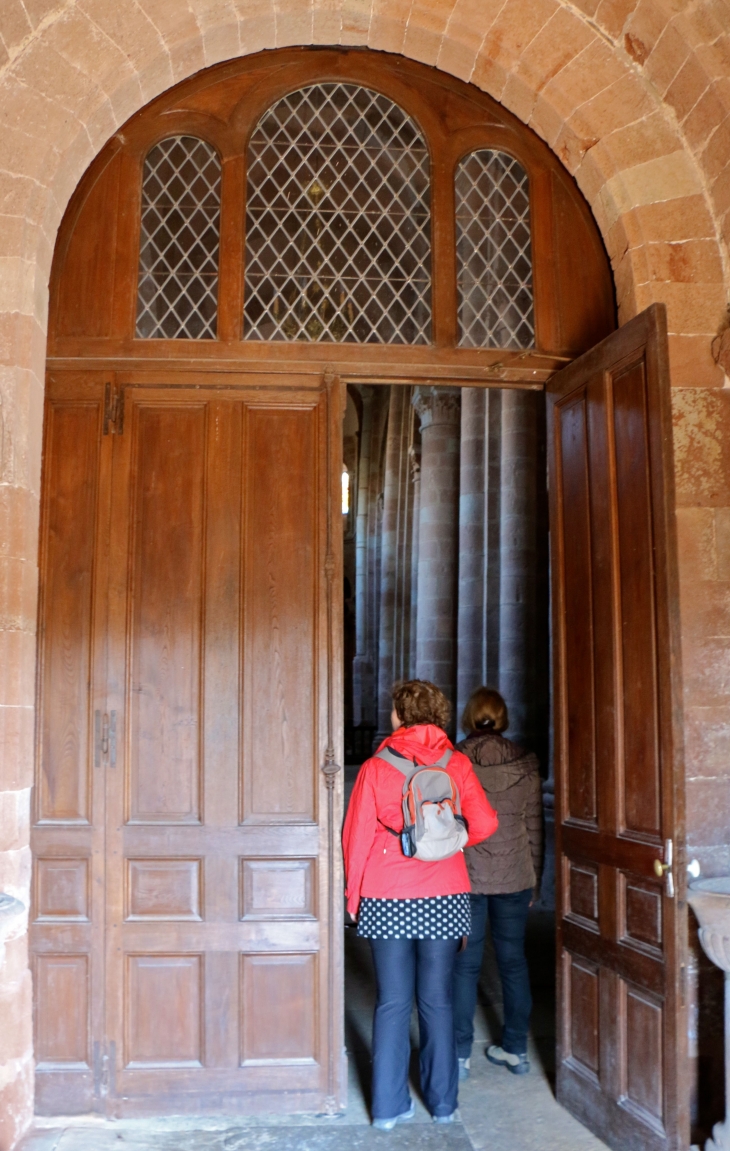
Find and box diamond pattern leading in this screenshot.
[136,136,221,339]
[455,151,534,350]
[244,84,431,344]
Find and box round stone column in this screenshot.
[457,386,486,732]
[413,386,461,715]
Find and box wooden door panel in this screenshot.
[102,378,340,1116]
[37,401,101,824]
[242,404,319,824]
[32,381,110,1114]
[128,406,206,825]
[548,304,687,1151]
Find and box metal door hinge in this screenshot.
[94,710,117,767]
[93,1041,115,1099]
[104,381,124,435]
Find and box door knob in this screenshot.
[653,840,674,897]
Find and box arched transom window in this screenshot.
[244,83,432,344]
[456,150,533,350]
[52,52,615,362]
[136,136,222,339]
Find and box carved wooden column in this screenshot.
[413,386,461,714]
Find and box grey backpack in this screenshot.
[378,747,469,861]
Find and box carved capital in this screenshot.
[412,386,461,431]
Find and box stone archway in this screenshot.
[1,3,730,1146]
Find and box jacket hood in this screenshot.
[377,723,453,764]
[457,731,539,794]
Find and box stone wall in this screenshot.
[1,2,730,1145]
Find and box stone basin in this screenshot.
[688,878,730,973]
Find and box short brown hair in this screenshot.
[392,680,451,729]
[461,687,508,735]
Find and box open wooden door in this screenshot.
[32,369,345,1117]
[547,303,687,1151]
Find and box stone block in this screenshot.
[675,507,717,583]
[647,238,724,285]
[0,2,33,56]
[0,558,38,634]
[0,709,34,792]
[0,933,29,986]
[0,1054,33,1151]
[684,705,730,777]
[682,633,730,709]
[0,629,36,709]
[673,389,730,508]
[0,843,31,899]
[634,194,716,243]
[515,6,595,93]
[687,776,730,846]
[683,85,727,153]
[484,0,560,70]
[665,55,711,123]
[701,114,730,183]
[668,333,725,389]
[0,969,32,1062]
[0,789,30,854]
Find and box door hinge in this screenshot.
[94,710,117,767]
[103,380,124,435]
[93,1041,114,1100]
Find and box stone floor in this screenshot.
[19,911,609,1151]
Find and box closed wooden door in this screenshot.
[32,371,345,1117]
[547,303,688,1151]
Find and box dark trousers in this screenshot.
[369,937,459,1119]
[452,889,532,1057]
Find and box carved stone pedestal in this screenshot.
[688,879,730,1151]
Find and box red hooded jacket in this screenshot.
[343,724,499,917]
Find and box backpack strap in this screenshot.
[376,747,453,781]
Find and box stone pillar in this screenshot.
[413,386,461,714]
[352,387,373,728]
[499,389,539,746]
[408,439,421,680]
[457,387,486,734]
[376,387,415,741]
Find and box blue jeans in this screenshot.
[369,937,459,1119]
[452,889,532,1057]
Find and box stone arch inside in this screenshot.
[33,45,619,1130]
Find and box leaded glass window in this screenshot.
[136,136,221,339]
[244,84,431,344]
[455,150,534,349]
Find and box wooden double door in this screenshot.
[31,371,344,1116]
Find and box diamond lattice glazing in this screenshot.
[455,151,534,350]
[136,136,222,339]
[244,84,431,344]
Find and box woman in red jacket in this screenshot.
[343,679,498,1129]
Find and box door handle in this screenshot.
[94,710,117,767]
[653,839,674,897]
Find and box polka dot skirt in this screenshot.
[356,894,471,940]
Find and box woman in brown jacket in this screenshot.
[452,687,543,1079]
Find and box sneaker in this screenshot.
[372,1104,415,1130]
[433,1112,456,1124]
[486,1044,530,1075]
[458,1057,470,1081]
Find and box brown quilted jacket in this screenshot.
[456,729,544,897]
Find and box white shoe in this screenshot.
[372,1104,415,1130]
[458,1057,470,1081]
[486,1044,530,1075]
